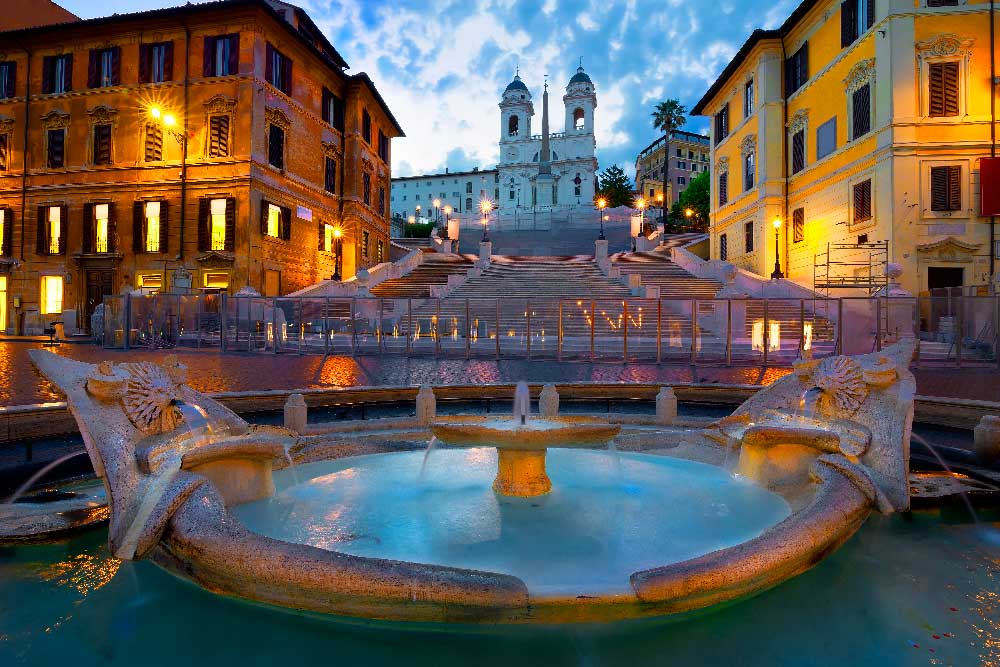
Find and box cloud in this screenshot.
[61,0,778,179]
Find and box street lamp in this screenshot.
[770,216,784,280]
[442,205,452,240]
[656,192,665,231]
[634,197,646,251]
[480,198,493,242]
[149,105,188,261]
[332,226,343,281]
[596,197,607,240]
[415,205,422,222]
[433,198,441,225]
[407,215,416,224]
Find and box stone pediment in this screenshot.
[194,251,236,267]
[915,236,980,262]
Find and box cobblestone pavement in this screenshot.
[5,340,998,407]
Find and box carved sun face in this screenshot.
[811,356,868,417]
[121,362,184,434]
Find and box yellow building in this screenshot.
[692,0,998,296]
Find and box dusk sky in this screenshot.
[61,0,798,178]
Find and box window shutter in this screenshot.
[948,165,961,210]
[841,0,857,48]
[325,157,336,193]
[282,206,291,240]
[202,36,214,77]
[87,50,98,88]
[107,203,117,252]
[318,222,325,251]
[159,200,169,253]
[792,130,805,174]
[942,61,959,117]
[227,35,238,75]
[209,115,229,157]
[82,203,94,253]
[800,42,809,84]
[0,209,11,256]
[163,42,174,81]
[197,198,210,251]
[37,206,47,255]
[111,46,121,86]
[224,197,236,252]
[58,205,68,254]
[94,125,112,165]
[133,201,144,252]
[854,180,872,222]
[260,199,269,235]
[852,84,871,139]
[720,234,728,261]
[0,134,7,171]
[138,44,149,84]
[719,173,728,206]
[269,125,284,169]
[793,208,805,243]
[265,43,274,83]
[282,56,292,95]
[62,54,73,92]
[321,88,331,124]
[48,129,64,168]
[42,56,53,94]
[865,0,875,30]
[929,63,944,117]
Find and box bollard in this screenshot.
[283,393,308,434]
[539,384,559,417]
[656,386,677,425]
[416,386,437,426]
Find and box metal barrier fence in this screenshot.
[101,294,1000,368]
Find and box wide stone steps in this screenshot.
[370,255,476,298]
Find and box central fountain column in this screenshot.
[494,449,551,497]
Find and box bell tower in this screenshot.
[563,63,596,135]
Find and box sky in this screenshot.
[61,0,798,178]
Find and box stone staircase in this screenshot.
[370,254,477,299]
[611,251,722,299]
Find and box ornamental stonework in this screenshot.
[916,33,974,58]
[40,109,70,130]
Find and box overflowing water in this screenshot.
[4,451,89,504]
[513,381,530,425]
[417,436,439,483]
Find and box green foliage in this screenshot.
[596,164,633,208]
[668,170,710,232]
[403,222,435,238]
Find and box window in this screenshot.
[720,233,728,261]
[676,148,683,157]
[791,129,805,174]
[0,276,5,331]
[841,0,875,48]
[785,43,809,96]
[139,42,173,84]
[0,132,8,171]
[208,115,230,157]
[928,61,959,117]
[362,108,372,144]
[816,117,837,160]
[88,47,120,88]
[145,123,163,161]
[322,223,335,252]
[574,108,585,130]
[265,43,292,95]
[719,172,729,206]
[508,114,519,136]
[0,62,15,99]
[851,84,871,140]
[744,221,754,253]
[37,205,66,255]
[321,88,345,131]
[40,276,63,315]
[714,104,729,145]
[268,124,284,169]
[853,179,872,224]
[362,229,370,259]
[378,130,389,162]
[378,186,386,216]
[930,165,961,212]
[136,273,164,291]
[465,197,473,211]
[203,34,238,77]
[679,161,687,170]
[93,124,112,165]
[465,182,473,194]
[0,208,12,257]
[324,156,337,194]
[744,151,755,191]
[677,176,686,186]
[93,203,110,253]
[363,172,371,206]
[203,272,230,289]
[136,201,166,253]
[265,203,281,238]
[42,54,72,94]
[199,197,234,252]
[793,208,805,243]
[743,79,754,118]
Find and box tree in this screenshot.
[651,99,688,225]
[668,169,710,232]
[595,165,633,208]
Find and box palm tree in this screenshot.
[651,99,688,231]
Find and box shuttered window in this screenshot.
[744,221,754,253]
[0,62,15,99]
[139,42,173,84]
[714,103,729,145]
[719,233,728,261]
[841,0,874,48]
[47,129,65,168]
[93,124,112,165]
[42,54,72,94]
[198,197,236,252]
[268,124,284,169]
[378,130,389,162]
[324,157,336,194]
[793,208,805,243]
[791,129,805,174]
[133,201,168,253]
[719,172,728,206]
[362,172,371,206]
[928,61,959,117]
[208,115,230,157]
[0,208,12,257]
[926,0,959,6]
[362,109,372,144]
[87,47,120,88]
[145,124,163,161]
[265,43,293,95]
[785,43,809,96]
[321,88,345,131]
[851,84,871,140]
[930,165,961,211]
[203,34,239,77]
[744,151,755,191]
[853,179,872,224]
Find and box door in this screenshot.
[85,270,115,333]
[927,267,964,291]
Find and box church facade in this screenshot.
[496,67,598,212]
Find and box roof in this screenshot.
[636,130,711,159]
[350,72,405,137]
[691,0,820,115]
[0,0,79,31]
[0,0,349,70]
[505,76,529,93]
[568,67,592,86]
[392,167,497,182]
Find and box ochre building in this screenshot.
[692,0,998,296]
[0,0,402,334]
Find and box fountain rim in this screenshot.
[430,414,621,450]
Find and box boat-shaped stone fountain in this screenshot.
[26,341,916,624]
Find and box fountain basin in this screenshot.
[430,415,620,450]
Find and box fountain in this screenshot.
[20,341,919,624]
[430,381,620,496]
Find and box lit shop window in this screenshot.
[266,203,281,238]
[145,201,161,252]
[48,206,62,254]
[95,203,110,252]
[40,275,64,314]
[210,198,227,250]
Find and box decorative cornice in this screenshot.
[716,156,730,174]
[843,59,875,91]
[86,105,117,125]
[322,141,341,159]
[739,134,756,156]
[264,107,291,130]
[916,33,975,58]
[40,109,70,130]
[787,108,809,133]
[360,156,374,172]
[203,94,236,115]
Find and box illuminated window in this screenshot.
[94,203,109,253]
[0,276,6,331]
[48,206,61,254]
[0,209,6,256]
[266,203,281,238]
[210,198,226,250]
[40,275,63,314]
[203,272,229,289]
[145,201,161,252]
[323,223,334,252]
[136,273,163,291]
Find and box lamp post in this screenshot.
[149,105,187,262]
[480,198,493,242]
[415,205,422,222]
[656,192,665,232]
[634,197,646,251]
[684,207,694,231]
[442,205,452,240]
[332,226,343,281]
[770,216,784,280]
[596,197,607,240]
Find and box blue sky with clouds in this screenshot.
[62,0,798,177]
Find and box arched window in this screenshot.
[573,108,585,130]
[508,115,519,136]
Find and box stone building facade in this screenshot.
[390,167,499,223]
[0,0,402,334]
[634,130,711,205]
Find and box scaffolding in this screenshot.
[813,240,889,296]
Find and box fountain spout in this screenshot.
[800,387,823,419]
[513,382,530,426]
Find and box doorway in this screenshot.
[85,269,115,333]
[927,266,964,291]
